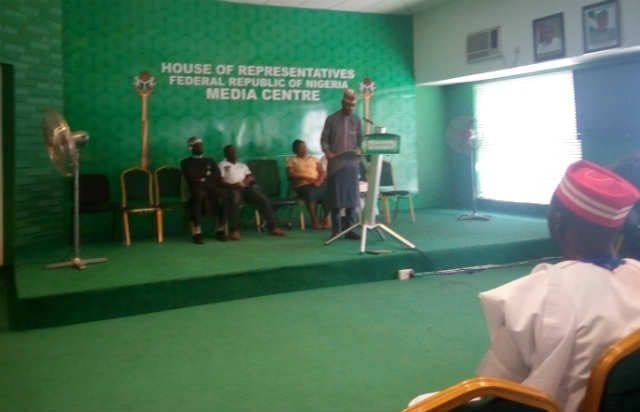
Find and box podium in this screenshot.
[324,133,416,253]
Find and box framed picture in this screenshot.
[583,0,621,53]
[533,13,565,62]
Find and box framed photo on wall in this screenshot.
[533,13,565,62]
[583,0,621,53]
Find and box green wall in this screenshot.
[415,86,447,208]
[415,83,474,210]
[63,0,417,205]
[1,0,64,247]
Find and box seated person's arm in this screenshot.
[242,173,255,187]
[314,160,326,186]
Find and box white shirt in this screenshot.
[477,259,640,412]
[218,160,251,185]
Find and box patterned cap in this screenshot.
[555,160,640,227]
[187,136,202,147]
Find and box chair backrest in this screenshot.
[403,377,560,412]
[154,165,184,205]
[380,160,395,188]
[582,329,640,412]
[79,173,111,206]
[246,159,281,198]
[121,167,153,207]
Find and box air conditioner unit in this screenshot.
[466,27,502,63]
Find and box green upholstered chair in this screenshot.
[379,160,415,225]
[582,329,640,412]
[153,165,187,235]
[246,158,297,230]
[120,167,162,245]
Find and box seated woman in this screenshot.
[287,139,329,229]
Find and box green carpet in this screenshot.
[8,209,557,329]
[0,265,534,412]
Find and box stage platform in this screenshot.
[6,209,557,329]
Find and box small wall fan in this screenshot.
[42,110,107,269]
[446,116,490,221]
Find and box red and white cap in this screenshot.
[555,160,640,228]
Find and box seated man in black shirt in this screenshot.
[180,136,227,244]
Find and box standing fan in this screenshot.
[446,116,490,221]
[42,110,107,269]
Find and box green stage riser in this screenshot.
[7,210,558,329]
[8,242,556,330]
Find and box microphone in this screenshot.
[363,117,375,125]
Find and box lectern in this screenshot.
[324,133,416,253]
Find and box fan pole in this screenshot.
[458,137,490,221]
[46,149,108,270]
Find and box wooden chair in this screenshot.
[582,329,640,412]
[403,377,560,412]
[153,165,187,236]
[120,167,162,245]
[380,160,416,225]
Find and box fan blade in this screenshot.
[42,110,79,176]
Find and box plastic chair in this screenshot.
[246,159,297,230]
[153,165,187,235]
[403,377,560,412]
[120,167,162,245]
[582,329,640,412]
[380,160,415,225]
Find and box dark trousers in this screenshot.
[228,185,277,231]
[330,208,357,235]
[189,187,226,230]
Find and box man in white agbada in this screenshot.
[409,160,640,412]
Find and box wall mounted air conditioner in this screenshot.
[466,27,501,63]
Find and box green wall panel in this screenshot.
[63,0,417,206]
[1,0,65,247]
[415,86,447,208]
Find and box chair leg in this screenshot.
[123,211,131,246]
[255,210,262,232]
[393,196,401,222]
[409,195,416,222]
[382,196,392,225]
[298,200,305,231]
[156,209,164,243]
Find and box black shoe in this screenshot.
[192,234,204,244]
[215,231,228,241]
[345,232,361,240]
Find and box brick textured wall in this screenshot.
[1,0,65,247]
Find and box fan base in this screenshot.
[46,256,108,270]
[457,211,491,221]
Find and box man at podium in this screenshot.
[320,88,363,239]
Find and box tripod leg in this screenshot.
[324,223,362,245]
[377,223,416,249]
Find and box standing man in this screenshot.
[320,88,363,239]
[180,136,227,244]
[218,144,285,240]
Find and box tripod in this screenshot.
[324,153,415,253]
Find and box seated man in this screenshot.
[611,153,640,259]
[409,160,640,412]
[286,139,329,229]
[218,144,284,239]
[180,136,227,244]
